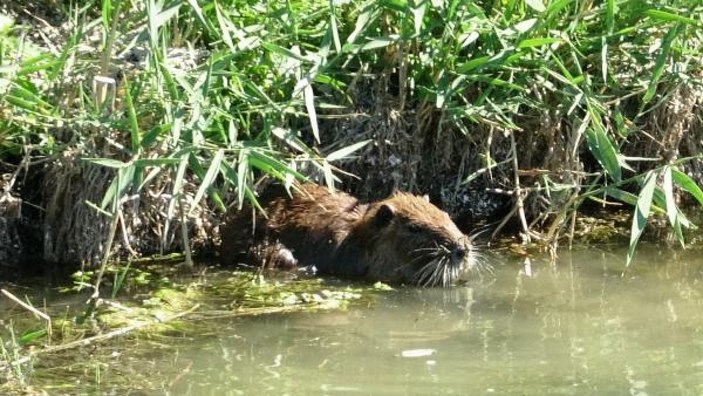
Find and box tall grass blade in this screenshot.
[237,150,249,209]
[163,154,190,249]
[643,9,701,26]
[215,3,235,51]
[303,83,320,143]
[411,2,426,36]
[641,23,681,108]
[662,166,685,247]
[123,77,141,154]
[585,101,622,182]
[525,0,545,13]
[329,0,342,53]
[626,171,657,267]
[672,168,703,205]
[184,0,211,32]
[85,158,129,168]
[189,150,224,215]
[518,37,561,48]
[346,5,375,46]
[326,140,372,162]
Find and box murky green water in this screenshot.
[7,244,703,395]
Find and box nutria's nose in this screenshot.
[451,246,468,265]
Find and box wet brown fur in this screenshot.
[219,183,475,286]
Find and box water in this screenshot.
[8,244,703,394]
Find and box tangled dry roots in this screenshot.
[43,150,112,265]
[320,75,509,232]
[640,79,702,171]
[320,73,703,241]
[41,148,219,267]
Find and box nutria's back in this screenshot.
[219,183,477,286]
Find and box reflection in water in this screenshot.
[10,244,703,394]
[164,245,703,395]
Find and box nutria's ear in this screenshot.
[375,203,395,226]
[422,194,430,202]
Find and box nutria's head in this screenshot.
[363,193,477,287]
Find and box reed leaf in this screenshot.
[626,171,657,267]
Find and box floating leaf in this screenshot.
[401,349,436,358]
[20,329,47,345]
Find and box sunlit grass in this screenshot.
[0,0,701,265]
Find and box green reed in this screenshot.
[0,0,701,266]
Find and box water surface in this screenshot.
[11,244,703,394]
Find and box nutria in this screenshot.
[219,183,478,287]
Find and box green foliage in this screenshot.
[333,0,703,258]
[0,331,25,387]
[0,0,702,264]
[0,15,56,157]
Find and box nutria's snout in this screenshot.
[411,235,477,288]
[450,237,477,273]
[451,244,469,267]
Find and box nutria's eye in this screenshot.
[407,223,423,233]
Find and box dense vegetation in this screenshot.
[0,0,702,271]
[0,1,702,392]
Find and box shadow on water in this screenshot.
[4,243,703,395]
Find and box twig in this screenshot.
[179,196,193,267]
[95,0,123,110]
[568,207,577,250]
[509,131,531,243]
[194,304,339,320]
[83,205,121,319]
[491,204,518,239]
[118,209,139,257]
[541,185,586,247]
[0,289,52,337]
[168,360,194,388]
